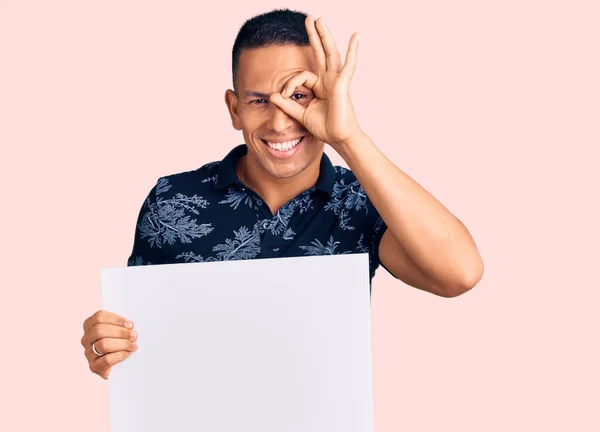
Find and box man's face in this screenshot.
[225,44,325,180]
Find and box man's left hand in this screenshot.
[269,16,363,149]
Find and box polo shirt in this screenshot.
[126,144,390,289]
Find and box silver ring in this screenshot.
[92,341,104,357]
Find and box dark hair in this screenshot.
[231,8,310,93]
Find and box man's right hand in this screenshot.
[81,310,138,379]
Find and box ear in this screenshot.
[224,89,242,131]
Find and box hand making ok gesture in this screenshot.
[269,16,364,149]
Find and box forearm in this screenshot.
[335,132,483,287]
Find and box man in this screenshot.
[81,8,484,380]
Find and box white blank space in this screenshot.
[101,253,373,432]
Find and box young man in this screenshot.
[81,8,484,379]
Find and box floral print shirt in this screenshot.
[127,144,389,289]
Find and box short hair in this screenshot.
[231,8,310,93]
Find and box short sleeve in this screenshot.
[365,196,389,281]
[126,181,165,266]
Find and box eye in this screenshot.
[250,99,267,104]
[292,93,307,100]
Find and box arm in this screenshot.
[126,181,165,267]
[269,16,483,296]
[338,132,484,298]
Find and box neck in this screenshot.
[237,154,321,215]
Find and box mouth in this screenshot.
[261,136,305,152]
[260,136,306,159]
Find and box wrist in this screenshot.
[333,130,372,160]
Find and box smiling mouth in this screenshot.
[261,136,305,152]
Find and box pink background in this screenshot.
[2,0,599,430]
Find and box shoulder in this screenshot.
[332,164,358,183]
[327,164,380,219]
[330,165,366,197]
[321,165,370,214]
[152,161,221,196]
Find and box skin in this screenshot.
[82,15,484,379]
[224,44,327,213]
[81,310,137,379]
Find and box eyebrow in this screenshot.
[243,87,310,99]
[244,91,270,99]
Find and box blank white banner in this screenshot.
[101,253,373,432]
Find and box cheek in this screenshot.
[240,113,264,134]
[240,124,265,149]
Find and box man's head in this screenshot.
[225,8,325,183]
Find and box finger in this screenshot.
[281,71,319,98]
[89,350,133,379]
[83,310,133,334]
[86,337,138,360]
[82,323,137,348]
[84,340,133,364]
[305,15,326,76]
[269,93,305,124]
[315,18,342,72]
[340,32,360,83]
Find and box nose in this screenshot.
[266,103,295,133]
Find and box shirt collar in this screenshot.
[214,144,335,199]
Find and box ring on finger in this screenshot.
[92,341,105,357]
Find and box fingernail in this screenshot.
[130,330,137,340]
[124,320,133,328]
[132,343,138,350]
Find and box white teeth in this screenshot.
[266,137,302,151]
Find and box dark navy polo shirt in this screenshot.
[127,144,389,287]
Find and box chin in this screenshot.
[269,165,307,179]
[260,156,307,178]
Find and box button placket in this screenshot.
[260,218,273,257]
